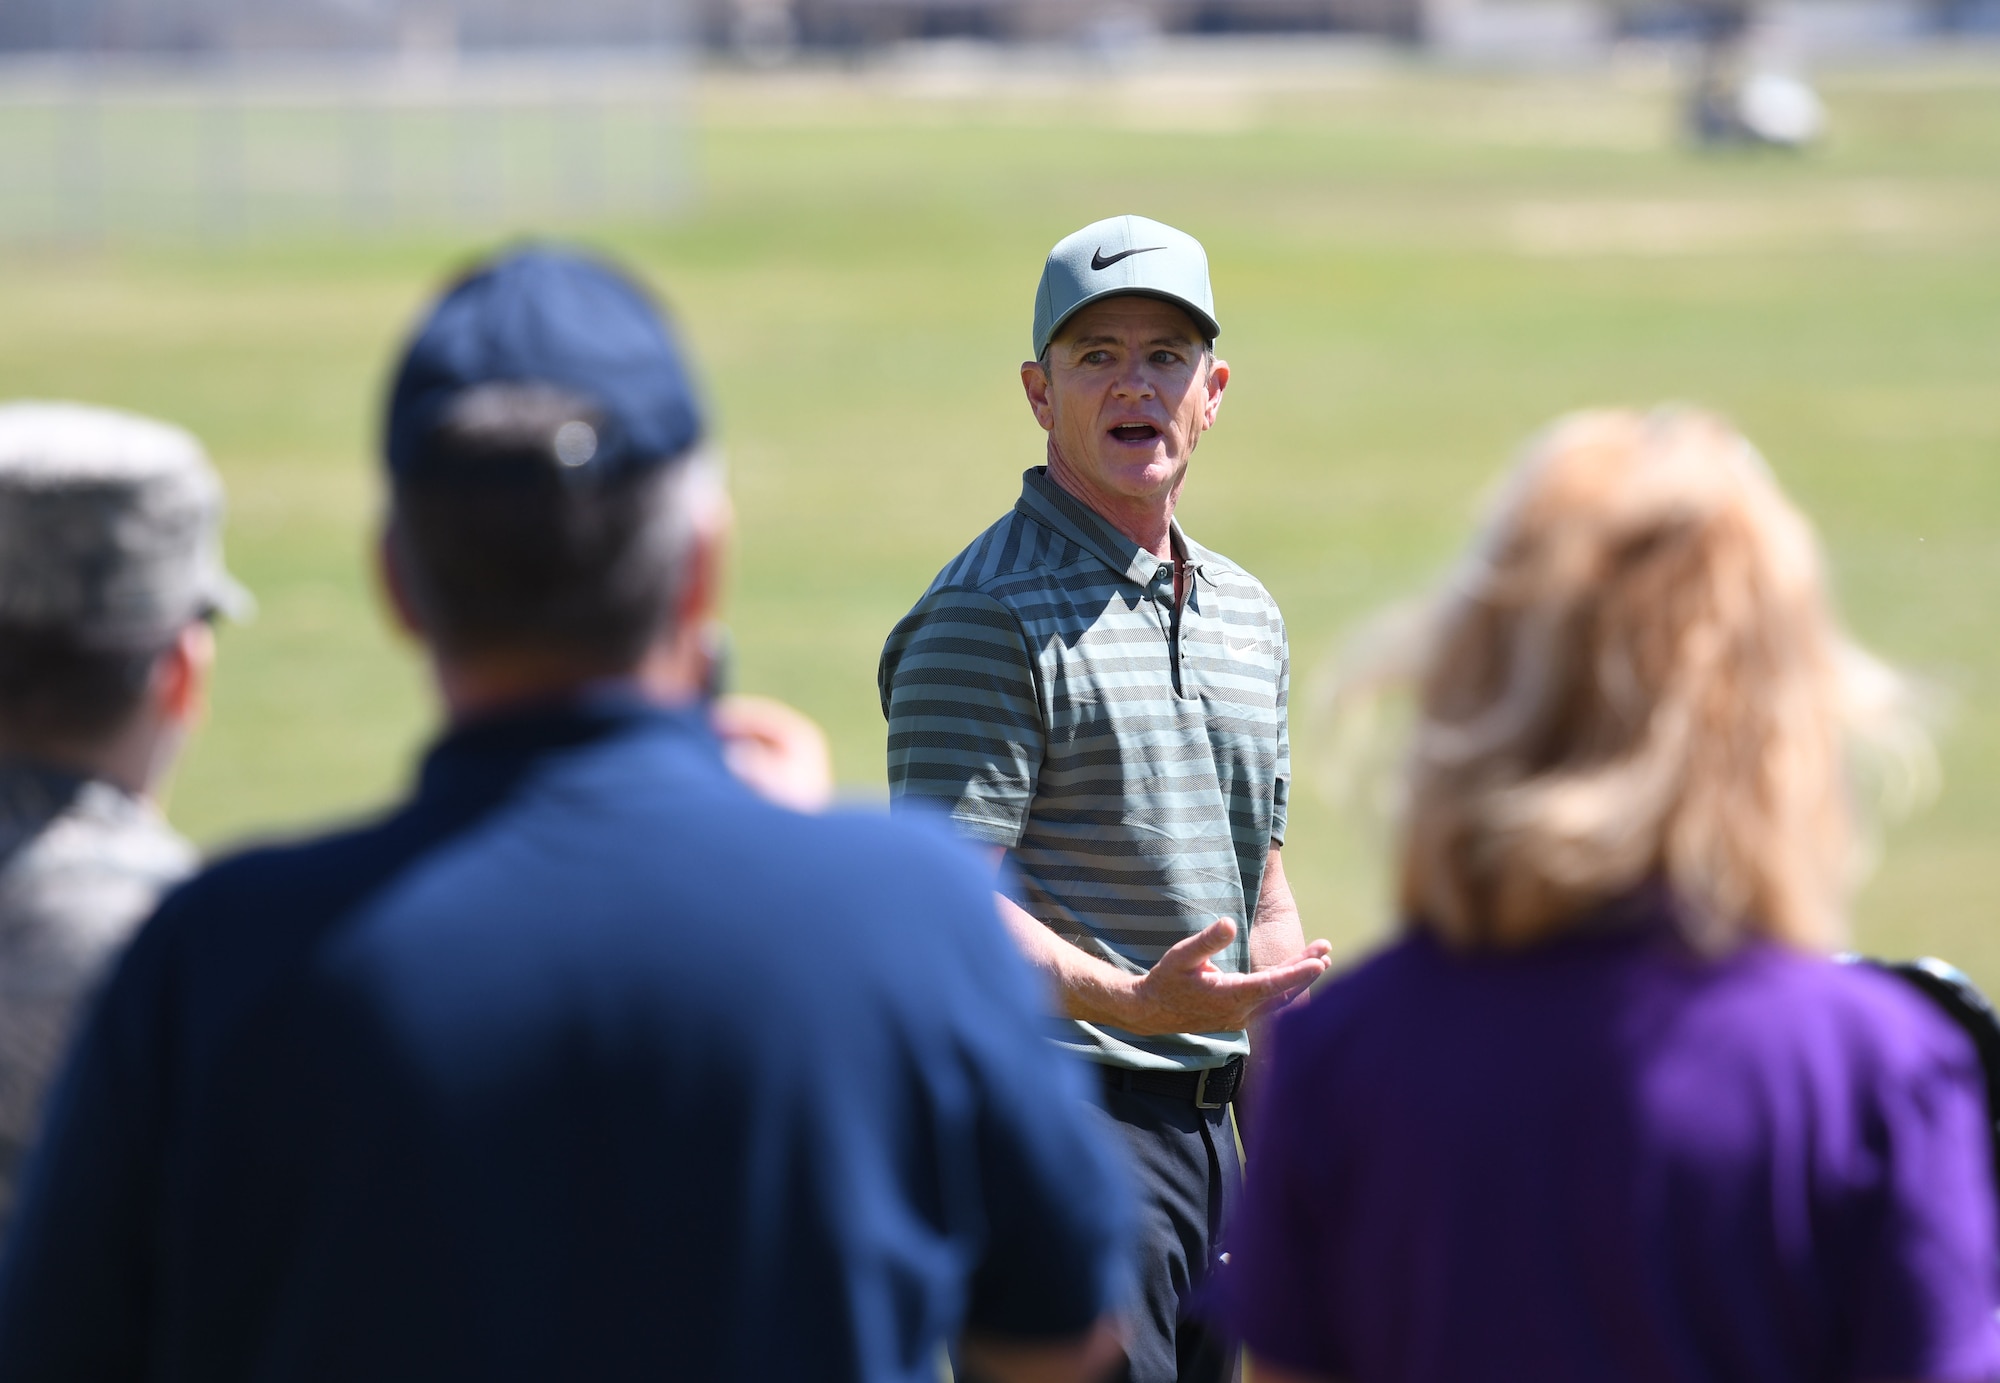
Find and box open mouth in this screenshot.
[1109,423,1161,443]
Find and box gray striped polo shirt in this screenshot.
[879,466,1290,1072]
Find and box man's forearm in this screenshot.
[992,846,1329,1038]
[1244,1358,1341,1383]
[959,1317,1125,1383]
[1247,848,1308,974]
[1241,847,1321,1147]
[995,890,1141,1030]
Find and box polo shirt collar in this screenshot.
[1016,466,1193,588]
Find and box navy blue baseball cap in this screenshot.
[386,247,704,481]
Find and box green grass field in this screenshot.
[2,55,1997,982]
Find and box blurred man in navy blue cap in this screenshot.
[0,247,1133,1383]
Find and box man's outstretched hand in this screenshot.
[1117,919,1330,1037]
[988,849,1330,1037]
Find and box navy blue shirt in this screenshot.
[0,692,1130,1382]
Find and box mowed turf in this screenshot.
[0,56,1996,981]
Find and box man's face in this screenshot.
[1021,296,1228,509]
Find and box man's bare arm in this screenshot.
[991,850,1328,1037]
[1247,848,1318,976]
[1239,847,1330,1144]
[1245,1356,1340,1383]
[958,1317,1125,1383]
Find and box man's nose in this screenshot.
[1111,364,1155,399]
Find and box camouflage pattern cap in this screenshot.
[0,403,252,646]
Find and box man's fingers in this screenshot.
[1219,956,1327,1002]
[1158,918,1237,971]
[1138,929,1331,1033]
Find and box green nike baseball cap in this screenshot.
[1032,214,1220,360]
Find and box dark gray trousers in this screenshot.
[1090,1082,1242,1383]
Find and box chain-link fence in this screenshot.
[0,50,688,245]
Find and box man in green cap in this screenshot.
[881,215,1331,1383]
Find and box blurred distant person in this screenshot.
[1686,0,1754,142]
[1218,409,2000,1383]
[0,402,247,1238]
[881,215,1331,1383]
[1686,3,1825,149]
[0,249,1131,1383]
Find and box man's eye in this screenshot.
[1082,351,1111,365]
[1152,351,1183,365]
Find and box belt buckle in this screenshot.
[1194,1066,1224,1110]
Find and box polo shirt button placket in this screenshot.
[1157,563,1190,700]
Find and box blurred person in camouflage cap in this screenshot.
[0,401,248,1236]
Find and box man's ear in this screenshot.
[673,489,734,635]
[154,620,216,730]
[378,517,426,640]
[1020,359,1056,432]
[1201,356,1230,432]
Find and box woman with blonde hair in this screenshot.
[1217,409,2000,1383]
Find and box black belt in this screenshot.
[1100,1055,1244,1110]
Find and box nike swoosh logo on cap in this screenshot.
[1091,246,1166,271]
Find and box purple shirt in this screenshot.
[1220,888,2000,1383]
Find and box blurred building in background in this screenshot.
[723,0,1424,46]
[3,0,1404,51]
[3,0,1990,51]
[0,0,1989,246]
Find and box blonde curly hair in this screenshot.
[1393,408,1920,953]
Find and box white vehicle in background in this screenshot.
[1736,68,1829,143]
